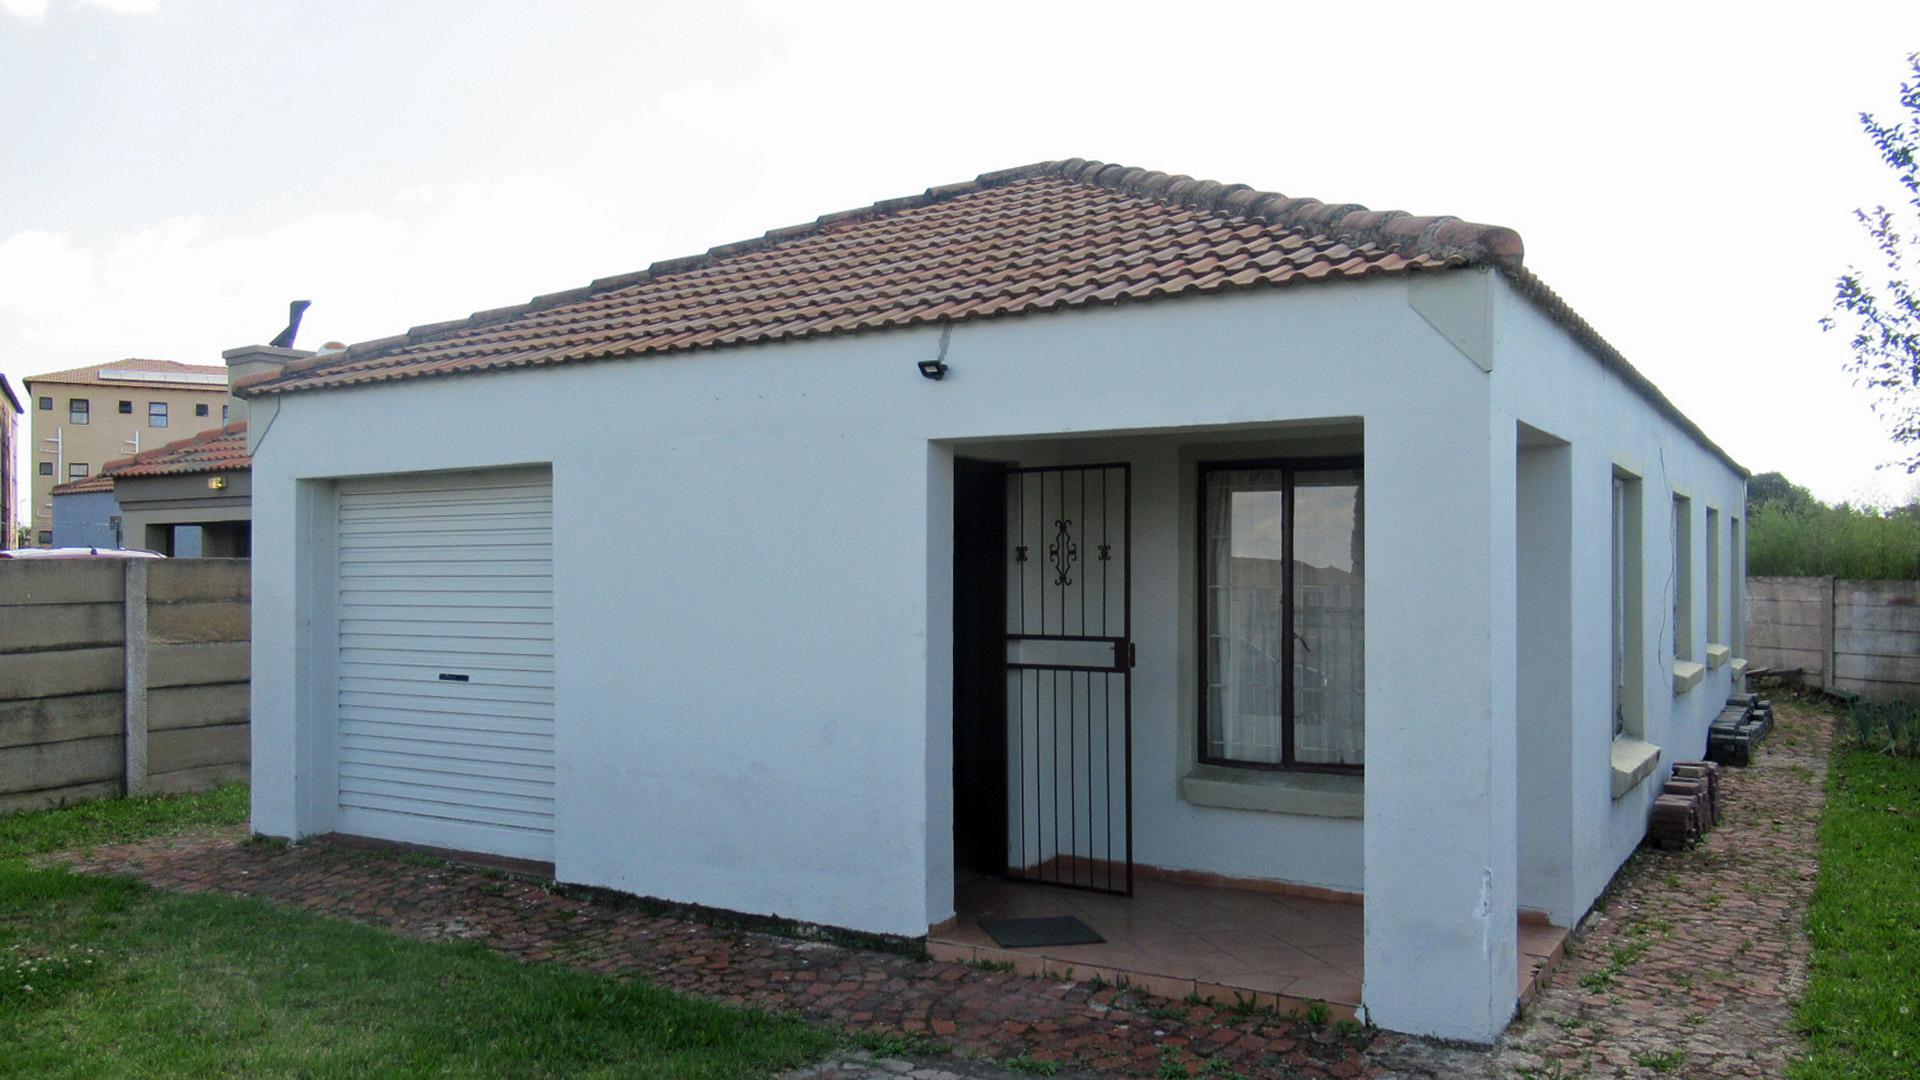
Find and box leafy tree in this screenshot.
[1825,53,1920,472]
[1746,471,1920,579]
[1746,470,1818,513]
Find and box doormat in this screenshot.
[977,915,1105,948]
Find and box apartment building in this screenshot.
[22,359,228,545]
[0,374,21,547]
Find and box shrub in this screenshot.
[1847,700,1920,757]
[1747,502,1920,580]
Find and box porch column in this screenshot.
[1362,413,1519,1041]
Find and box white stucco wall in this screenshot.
[1487,273,1747,919]
[247,265,1743,1043]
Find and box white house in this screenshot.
[239,159,1747,1042]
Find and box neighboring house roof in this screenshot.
[0,372,22,414]
[51,474,115,496]
[101,422,250,479]
[24,358,228,389]
[235,157,1742,475]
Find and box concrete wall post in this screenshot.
[122,559,149,795]
[1822,575,1837,691]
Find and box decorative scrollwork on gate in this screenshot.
[1050,518,1077,585]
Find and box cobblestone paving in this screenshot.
[53,832,1382,1078]
[51,702,1828,1079]
[1380,699,1830,1079]
[776,1047,1104,1079]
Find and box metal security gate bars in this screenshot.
[1003,464,1133,895]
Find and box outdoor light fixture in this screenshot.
[919,323,954,381]
[207,476,227,490]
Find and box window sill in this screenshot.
[1672,660,1706,695]
[1181,765,1363,819]
[1611,737,1662,799]
[1706,643,1730,670]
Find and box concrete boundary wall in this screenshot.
[0,559,249,812]
[1748,575,1920,700]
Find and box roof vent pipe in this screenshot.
[268,300,311,349]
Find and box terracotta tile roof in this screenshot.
[240,159,1519,398]
[51,474,115,496]
[25,358,227,389]
[236,157,1741,475]
[101,422,249,479]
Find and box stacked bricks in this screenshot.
[1708,694,1774,766]
[1649,760,1722,850]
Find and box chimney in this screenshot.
[222,343,313,450]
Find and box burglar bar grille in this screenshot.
[1004,463,1132,896]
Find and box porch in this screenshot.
[939,419,1569,1039]
[929,875,1568,1020]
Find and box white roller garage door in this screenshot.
[333,467,555,862]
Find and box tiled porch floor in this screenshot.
[929,875,1567,1020]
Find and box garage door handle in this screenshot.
[438,673,471,682]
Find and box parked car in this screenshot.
[0,547,165,559]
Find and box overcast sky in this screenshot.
[5,1,1920,524]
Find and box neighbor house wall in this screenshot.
[51,489,123,549]
[0,559,250,811]
[115,471,251,558]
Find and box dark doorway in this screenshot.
[953,459,1136,896]
[952,458,1009,879]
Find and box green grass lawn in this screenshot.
[1795,746,1920,1079]
[0,786,835,1078]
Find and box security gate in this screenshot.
[1004,463,1133,895]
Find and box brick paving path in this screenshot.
[52,832,1382,1078]
[50,701,1829,1079]
[1381,699,1830,1079]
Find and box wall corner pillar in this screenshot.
[1361,410,1519,1042]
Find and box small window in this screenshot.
[37,396,52,411]
[1612,470,1645,737]
[38,461,52,476]
[221,404,229,421]
[69,399,89,425]
[1730,517,1745,656]
[1672,495,1692,662]
[1200,459,1365,771]
[118,400,133,414]
[67,463,88,481]
[148,402,168,428]
[195,403,209,417]
[36,531,51,545]
[1705,507,1722,643]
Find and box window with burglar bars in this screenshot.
[1199,459,1364,771]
